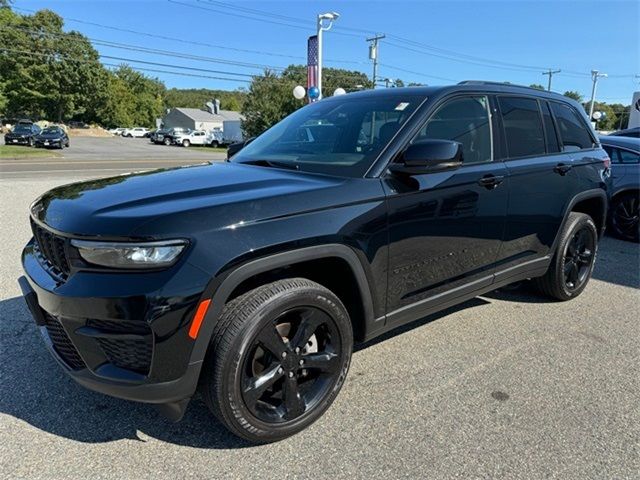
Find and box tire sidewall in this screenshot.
[216,287,352,442]
[554,214,598,299]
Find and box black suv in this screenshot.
[19,82,609,443]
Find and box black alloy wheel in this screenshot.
[241,306,342,423]
[534,212,598,301]
[562,227,595,291]
[202,278,352,443]
[610,193,640,242]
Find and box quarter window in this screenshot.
[618,149,640,164]
[414,96,492,164]
[549,102,594,152]
[498,96,546,158]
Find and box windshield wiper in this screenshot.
[242,159,300,171]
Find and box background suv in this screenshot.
[20,82,609,444]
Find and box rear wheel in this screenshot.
[609,192,639,242]
[534,212,598,300]
[201,278,352,443]
[210,140,219,148]
[163,137,172,146]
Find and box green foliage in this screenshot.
[164,88,246,111]
[563,90,583,102]
[588,101,630,131]
[0,8,108,121]
[241,65,372,137]
[529,83,546,90]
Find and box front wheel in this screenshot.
[534,212,598,300]
[201,278,353,443]
[182,139,190,147]
[163,137,171,146]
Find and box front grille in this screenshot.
[43,314,86,370]
[97,337,153,375]
[31,221,70,280]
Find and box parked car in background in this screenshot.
[4,123,41,146]
[150,128,173,145]
[600,136,639,242]
[226,137,255,159]
[122,127,149,138]
[174,130,208,147]
[109,128,126,136]
[68,121,90,129]
[20,83,610,443]
[160,127,189,146]
[608,127,640,138]
[34,126,70,149]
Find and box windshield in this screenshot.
[232,94,425,177]
[13,125,32,134]
[42,127,61,134]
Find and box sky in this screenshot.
[12,0,640,105]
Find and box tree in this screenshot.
[97,65,165,127]
[241,65,372,137]
[393,79,405,88]
[563,91,583,102]
[164,88,246,111]
[0,8,108,121]
[529,83,545,90]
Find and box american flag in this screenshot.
[307,35,318,102]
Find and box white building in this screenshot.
[162,100,243,131]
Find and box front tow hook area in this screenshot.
[18,276,46,326]
[155,397,191,422]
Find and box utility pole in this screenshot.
[542,69,561,91]
[316,12,339,100]
[367,34,385,88]
[588,70,608,121]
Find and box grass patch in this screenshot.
[0,145,62,159]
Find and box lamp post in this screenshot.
[588,70,607,121]
[317,11,339,100]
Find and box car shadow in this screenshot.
[0,295,251,449]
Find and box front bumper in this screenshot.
[5,136,30,145]
[34,139,62,148]
[20,239,212,413]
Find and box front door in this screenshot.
[383,94,508,318]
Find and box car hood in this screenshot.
[36,133,63,139]
[31,162,373,238]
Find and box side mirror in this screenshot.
[389,139,463,175]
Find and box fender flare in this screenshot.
[188,244,376,365]
[552,189,608,250]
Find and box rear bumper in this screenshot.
[19,240,212,411]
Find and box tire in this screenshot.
[163,137,172,146]
[534,212,598,301]
[28,138,34,147]
[609,192,639,243]
[210,140,219,148]
[182,139,190,147]
[201,278,353,443]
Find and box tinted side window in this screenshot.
[541,101,560,153]
[415,96,492,164]
[498,96,545,158]
[602,145,619,163]
[549,102,594,152]
[618,149,640,164]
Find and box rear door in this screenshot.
[494,96,583,274]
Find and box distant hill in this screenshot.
[164,88,247,112]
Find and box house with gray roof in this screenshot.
[162,101,243,132]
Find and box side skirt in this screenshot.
[363,255,550,342]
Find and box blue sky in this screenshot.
[13,0,640,104]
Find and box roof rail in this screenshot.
[457,80,547,91]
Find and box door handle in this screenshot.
[554,163,573,176]
[477,174,504,189]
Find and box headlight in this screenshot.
[70,239,187,269]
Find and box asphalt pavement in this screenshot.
[0,173,639,479]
